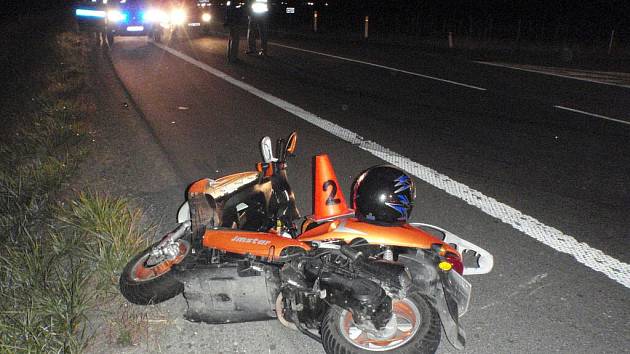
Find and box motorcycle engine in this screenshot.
[280,249,410,332]
[320,272,393,329]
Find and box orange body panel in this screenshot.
[202,228,311,260]
[298,218,460,256]
[188,178,209,194]
[256,162,275,177]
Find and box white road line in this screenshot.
[270,42,487,91]
[554,105,630,126]
[475,61,630,89]
[152,42,630,289]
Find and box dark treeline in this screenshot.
[1,0,70,18]
[274,0,630,45]
[2,0,627,46]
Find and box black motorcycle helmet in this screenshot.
[352,165,415,225]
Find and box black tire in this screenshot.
[119,240,189,305]
[320,293,441,354]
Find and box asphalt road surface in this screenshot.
[106,33,629,353]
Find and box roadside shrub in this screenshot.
[57,193,151,293]
[0,30,151,353]
[0,230,94,353]
[0,194,150,353]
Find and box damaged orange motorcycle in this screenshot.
[119,132,493,353]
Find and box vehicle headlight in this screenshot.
[143,9,167,23]
[107,9,126,22]
[201,13,211,22]
[170,9,187,25]
[251,2,268,14]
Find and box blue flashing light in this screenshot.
[75,8,106,18]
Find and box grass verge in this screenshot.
[0,26,151,353]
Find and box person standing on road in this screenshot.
[246,0,269,55]
[224,0,244,62]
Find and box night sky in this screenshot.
[1,0,68,16]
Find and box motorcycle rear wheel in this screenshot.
[320,293,441,354]
[119,240,190,305]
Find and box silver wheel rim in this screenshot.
[129,240,190,282]
[338,298,421,351]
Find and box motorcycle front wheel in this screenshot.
[119,239,190,305]
[320,293,441,354]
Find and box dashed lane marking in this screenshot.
[151,41,630,289]
[554,105,630,126]
[269,42,487,91]
[271,44,630,127]
[475,61,630,89]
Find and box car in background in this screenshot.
[105,0,165,45]
[186,0,214,34]
[156,0,213,39]
[74,0,107,32]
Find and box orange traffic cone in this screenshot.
[312,154,354,221]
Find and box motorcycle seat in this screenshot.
[203,172,259,199]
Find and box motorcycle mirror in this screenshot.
[285,131,298,156]
[261,136,277,163]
